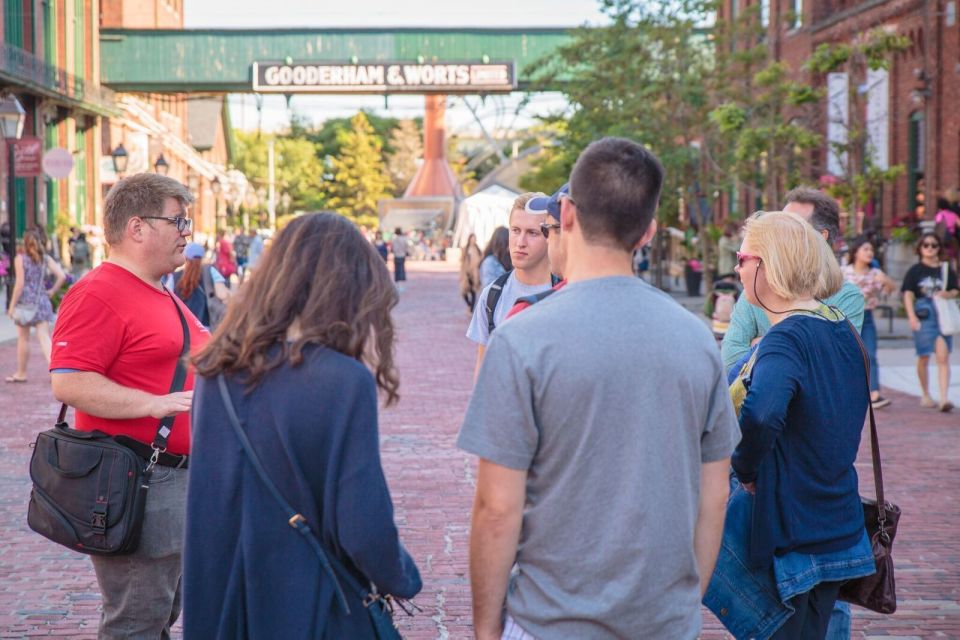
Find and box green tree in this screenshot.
[705,6,821,211]
[804,29,909,232]
[386,119,423,195]
[233,131,326,215]
[325,112,394,226]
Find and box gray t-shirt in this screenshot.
[458,276,740,639]
[465,271,553,346]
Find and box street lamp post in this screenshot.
[211,177,222,233]
[154,153,169,175]
[1,94,26,309]
[111,143,129,176]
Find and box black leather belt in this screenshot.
[114,436,189,470]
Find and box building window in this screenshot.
[760,0,770,27]
[792,0,803,28]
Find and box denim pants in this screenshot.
[90,466,188,640]
[394,257,407,282]
[861,310,880,392]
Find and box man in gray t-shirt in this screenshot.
[458,138,740,640]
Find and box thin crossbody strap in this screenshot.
[844,319,887,524]
[216,373,353,614]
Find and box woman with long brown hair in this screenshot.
[183,213,421,639]
[5,229,66,382]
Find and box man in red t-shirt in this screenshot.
[50,173,207,638]
[506,184,570,319]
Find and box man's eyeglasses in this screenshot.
[540,222,561,239]
[141,216,192,233]
[736,251,761,268]
[921,242,940,249]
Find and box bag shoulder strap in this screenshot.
[844,319,888,523]
[55,290,191,454]
[215,373,355,614]
[485,270,512,334]
[943,262,949,292]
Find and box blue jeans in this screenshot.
[861,310,880,393]
[90,466,187,639]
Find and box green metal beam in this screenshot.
[100,28,574,93]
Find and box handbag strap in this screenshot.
[942,262,949,292]
[215,373,354,614]
[56,289,191,456]
[844,319,887,524]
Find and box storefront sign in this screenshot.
[252,61,516,94]
[13,137,43,177]
[42,147,74,179]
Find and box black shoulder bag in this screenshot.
[26,293,190,556]
[838,319,901,614]
[216,373,406,639]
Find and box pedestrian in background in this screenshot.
[246,228,264,274]
[705,211,876,639]
[374,230,389,262]
[171,242,230,330]
[902,232,958,412]
[460,138,737,639]
[50,173,206,638]
[478,226,511,288]
[185,212,421,639]
[5,229,66,383]
[842,237,895,409]
[391,226,409,283]
[215,229,236,285]
[70,232,91,278]
[459,233,482,312]
[232,227,250,282]
[718,221,741,276]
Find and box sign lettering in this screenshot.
[252,61,516,94]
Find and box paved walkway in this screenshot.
[0,262,957,638]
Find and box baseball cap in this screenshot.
[525,183,569,222]
[183,242,205,260]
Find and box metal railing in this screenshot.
[0,42,116,111]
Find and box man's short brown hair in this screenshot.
[569,137,664,252]
[104,173,194,245]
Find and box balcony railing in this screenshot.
[0,42,116,113]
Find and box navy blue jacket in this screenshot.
[183,345,421,639]
[732,314,868,567]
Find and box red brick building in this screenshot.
[720,0,959,232]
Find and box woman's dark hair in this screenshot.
[847,236,874,266]
[936,197,950,211]
[916,232,942,259]
[482,226,512,270]
[194,212,400,404]
[177,259,202,299]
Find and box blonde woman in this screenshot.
[705,212,874,639]
[5,229,66,382]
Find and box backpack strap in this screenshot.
[550,273,561,286]
[201,264,217,299]
[515,287,558,308]
[485,271,512,334]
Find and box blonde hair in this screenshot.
[743,211,843,300]
[508,192,546,223]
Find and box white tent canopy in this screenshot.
[452,185,520,251]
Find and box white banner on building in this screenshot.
[865,68,889,170]
[826,72,849,176]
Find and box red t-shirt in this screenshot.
[50,263,209,454]
[506,280,568,319]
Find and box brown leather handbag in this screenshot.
[838,320,900,614]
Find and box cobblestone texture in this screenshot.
[0,262,957,638]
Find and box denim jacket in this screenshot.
[703,479,876,639]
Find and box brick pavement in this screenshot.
[0,261,957,638]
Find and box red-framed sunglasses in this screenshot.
[736,251,761,268]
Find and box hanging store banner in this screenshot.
[252,61,516,94]
[13,137,43,177]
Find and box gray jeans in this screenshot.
[90,465,188,640]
